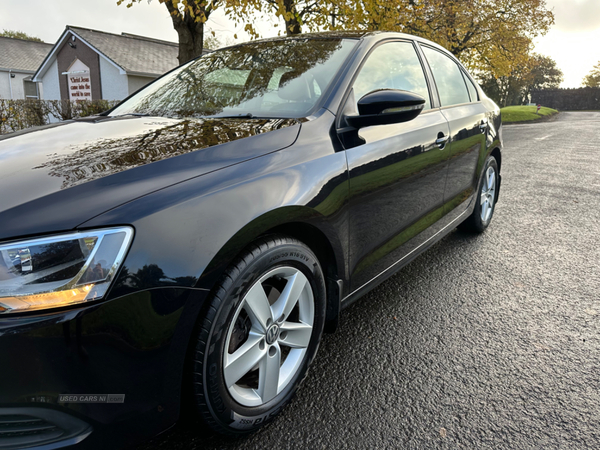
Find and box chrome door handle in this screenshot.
[435,134,449,148]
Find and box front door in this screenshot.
[343,41,451,292]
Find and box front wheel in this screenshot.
[459,155,499,233]
[193,236,326,435]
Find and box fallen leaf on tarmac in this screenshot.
[440,428,447,438]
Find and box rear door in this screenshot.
[342,40,451,292]
[420,45,488,218]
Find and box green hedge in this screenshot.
[0,99,120,135]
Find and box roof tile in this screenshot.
[0,37,53,72]
[68,26,179,75]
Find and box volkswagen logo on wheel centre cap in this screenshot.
[266,324,280,345]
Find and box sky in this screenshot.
[534,0,600,87]
[0,0,598,88]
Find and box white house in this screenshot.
[33,26,185,101]
[0,37,52,99]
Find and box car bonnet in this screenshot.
[0,116,300,240]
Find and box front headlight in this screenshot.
[0,227,133,314]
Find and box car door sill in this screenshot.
[341,203,473,308]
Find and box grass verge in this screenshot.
[501,105,559,123]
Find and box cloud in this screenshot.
[547,0,600,33]
[0,0,177,44]
[535,28,600,87]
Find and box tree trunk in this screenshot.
[165,2,208,65]
[283,0,302,35]
[174,19,205,65]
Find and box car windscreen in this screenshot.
[109,38,357,119]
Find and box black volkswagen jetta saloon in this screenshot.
[0,31,501,448]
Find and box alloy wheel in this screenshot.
[480,166,496,222]
[223,266,315,407]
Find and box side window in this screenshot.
[353,42,431,110]
[462,71,479,102]
[422,46,470,106]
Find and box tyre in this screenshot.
[459,155,499,233]
[193,235,326,435]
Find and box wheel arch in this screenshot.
[196,205,346,329]
[491,146,501,172]
[179,205,345,419]
[490,146,502,202]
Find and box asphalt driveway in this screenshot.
[141,111,600,449]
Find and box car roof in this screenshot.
[218,30,448,54]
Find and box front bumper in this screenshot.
[0,287,209,449]
[0,407,91,449]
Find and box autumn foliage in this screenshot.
[119,0,556,103]
[481,53,563,106]
[326,0,554,79]
[582,62,600,88]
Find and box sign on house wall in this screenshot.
[66,59,92,100]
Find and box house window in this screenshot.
[23,79,39,99]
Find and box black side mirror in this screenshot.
[346,89,426,129]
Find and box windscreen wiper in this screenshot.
[111,113,151,117]
[205,113,257,119]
